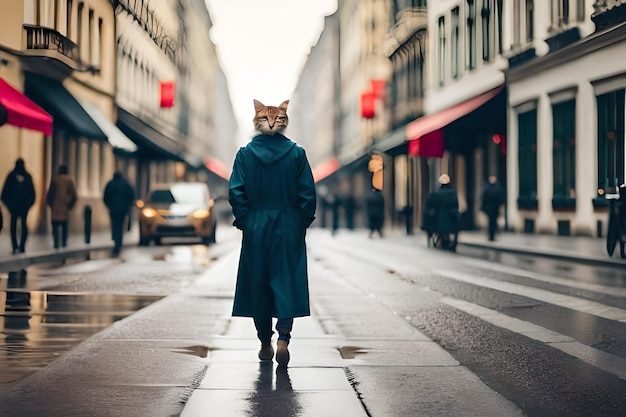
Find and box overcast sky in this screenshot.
[204,0,338,145]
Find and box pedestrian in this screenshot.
[481,175,505,241]
[1,158,36,253]
[103,172,136,256]
[422,174,459,250]
[46,165,77,249]
[229,99,316,368]
[364,187,385,238]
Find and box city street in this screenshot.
[1,228,625,416]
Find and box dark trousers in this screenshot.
[10,212,28,252]
[109,211,127,252]
[487,214,498,241]
[51,221,68,248]
[253,317,294,345]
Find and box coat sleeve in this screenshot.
[228,149,249,230]
[296,149,317,228]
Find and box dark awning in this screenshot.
[80,101,137,154]
[205,157,231,180]
[406,85,504,158]
[312,158,339,183]
[24,73,106,140]
[116,107,182,162]
[0,77,53,135]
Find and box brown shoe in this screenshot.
[258,344,274,361]
[276,340,290,367]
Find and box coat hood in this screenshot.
[248,133,297,165]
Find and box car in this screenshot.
[137,182,216,246]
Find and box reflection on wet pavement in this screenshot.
[0,269,162,390]
[246,363,302,417]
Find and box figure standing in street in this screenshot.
[422,174,459,250]
[103,172,136,256]
[229,99,316,368]
[364,187,385,238]
[1,158,36,253]
[46,165,77,249]
[481,175,505,241]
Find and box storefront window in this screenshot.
[518,109,537,203]
[597,89,625,195]
[552,99,576,200]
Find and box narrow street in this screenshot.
[1,228,625,416]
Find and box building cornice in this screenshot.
[507,21,626,83]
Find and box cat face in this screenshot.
[253,99,289,135]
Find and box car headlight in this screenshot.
[192,209,210,219]
[142,208,158,218]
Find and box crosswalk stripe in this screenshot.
[437,269,626,322]
[462,257,626,297]
[441,297,626,380]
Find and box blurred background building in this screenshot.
[294,0,625,239]
[0,0,237,236]
[1,0,625,240]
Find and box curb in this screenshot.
[458,241,626,269]
[0,244,115,272]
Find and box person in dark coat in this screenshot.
[103,172,136,256]
[481,175,505,241]
[364,187,385,238]
[1,158,36,253]
[229,99,316,368]
[46,165,77,248]
[422,174,459,250]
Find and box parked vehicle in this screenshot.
[137,182,216,246]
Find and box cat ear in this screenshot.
[279,100,289,111]
[253,99,265,113]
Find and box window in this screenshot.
[562,0,570,25]
[451,8,460,78]
[482,0,491,61]
[467,0,476,70]
[597,89,625,194]
[577,0,585,22]
[88,9,94,65]
[556,0,570,26]
[518,109,538,202]
[526,0,534,42]
[552,99,576,199]
[438,16,446,86]
[496,0,503,53]
[67,0,73,39]
[77,2,84,58]
[514,0,533,47]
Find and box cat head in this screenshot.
[253,99,289,135]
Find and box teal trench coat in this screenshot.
[229,133,317,319]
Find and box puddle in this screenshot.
[174,345,211,358]
[338,345,370,359]
[0,270,162,391]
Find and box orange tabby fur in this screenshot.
[253,99,289,135]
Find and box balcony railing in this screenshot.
[593,0,626,14]
[592,0,626,30]
[23,24,80,63]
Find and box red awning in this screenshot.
[406,85,504,157]
[205,157,231,180]
[312,158,339,183]
[0,77,52,135]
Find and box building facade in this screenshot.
[506,0,625,236]
[0,0,132,234]
[0,0,237,241]
[288,12,341,227]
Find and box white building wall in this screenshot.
[508,38,626,235]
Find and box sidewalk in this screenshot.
[456,229,626,268]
